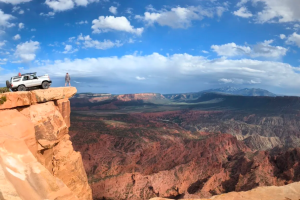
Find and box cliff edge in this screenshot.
[0,87,92,200]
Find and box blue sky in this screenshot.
[0,0,300,95]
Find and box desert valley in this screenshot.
[68,87,300,199]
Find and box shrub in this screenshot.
[0,96,6,105]
[0,87,9,94]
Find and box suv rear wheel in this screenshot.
[42,81,50,89]
[18,85,27,91]
[6,80,11,89]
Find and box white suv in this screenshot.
[6,72,52,92]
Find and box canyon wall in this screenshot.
[0,87,92,200]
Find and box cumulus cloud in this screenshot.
[19,10,24,14]
[109,6,117,15]
[76,20,88,24]
[77,33,123,50]
[286,32,300,47]
[219,78,234,83]
[252,0,300,23]
[136,76,146,80]
[45,0,99,11]
[0,41,6,48]
[0,58,7,65]
[40,12,55,17]
[211,40,288,58]
[63,44,78,54]
[0,0,31,4]
[135,6,222,29]
[237,0,249,7]
[18,22,24,29]
[15,40,40,62]
[233,7,253,18]
[1,53,300,94]
[279,34,286,39]
[0,10,15,27]
[202,50,209,54]
[13,34,21,40]
[92,16,144,35]
[45,0,74,11]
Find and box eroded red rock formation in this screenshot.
[70,109,300,199]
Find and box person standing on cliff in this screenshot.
[65,73,71,87]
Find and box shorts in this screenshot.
[65,80,70,84]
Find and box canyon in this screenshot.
[0,87,92,199]
[69,91,300,199]
[1,87,300,200]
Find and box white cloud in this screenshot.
[40,12,55,17]
[279,34,286,39]
[233,7,253,18]
[76,20,88,24]
[237,0,249,7]
[15,40,39,62]
[126,8,133,14]
[13,34,21,40]
[109,6,117,15]
[128,38,135,44]
[286,32,300,47]
[77,33,123,50]
[253,0,300,23]
[74,0,98,6]
[135,6,225,29]
[2,53,300,94]
[0,58,7,65]
[0,10,15,27]
[0,0,31,4]
[136,76,146,80]
[63,44,78,54]
[19,10,24,14]
[211,40,288,58]
[31,28,36,31]
[12,6,20,12]
[219,78,234,83]
[0,41,6,48]
[293,24,300,30]
[68,36,76,42]
[202,50,209,54]
[18,23,24,29]
[45,0,99,11]
[45,0,75,11]
[92,16,144,35]
[212,43,251,57]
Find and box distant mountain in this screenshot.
[164,87,277,100]
[201,87,277,97]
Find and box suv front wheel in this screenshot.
[42,81,50,89]
[17,85,27,91]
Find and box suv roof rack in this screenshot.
[21,72,37,76]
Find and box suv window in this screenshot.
[23,76,29,81]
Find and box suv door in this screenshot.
[22,76,31,87]
[29,75,41,87]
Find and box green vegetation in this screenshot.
[0,95,6,105]
[0,87,9,94]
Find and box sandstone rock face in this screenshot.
[0,87,77,110]
[0,87,92,200]
[0,91,31,110]
[150,181,300,200]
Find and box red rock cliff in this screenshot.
[0,87,92,200]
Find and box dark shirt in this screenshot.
[65,74,70,81]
